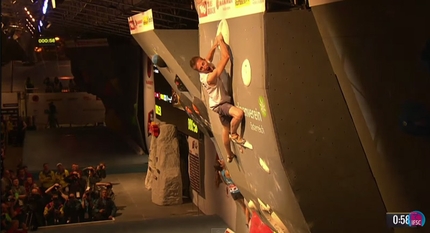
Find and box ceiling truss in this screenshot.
[2,0,303,39]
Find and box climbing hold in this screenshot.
[216,19,230,48]
[259,158,270,174]
[242,59,252,87]
[152,54,167,68]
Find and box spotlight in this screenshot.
[24,7,28,11]
[54,36,59,41]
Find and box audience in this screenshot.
[0,161,116,232]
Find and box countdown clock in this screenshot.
[386,212,410,227]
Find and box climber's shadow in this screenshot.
[226,45,247,139]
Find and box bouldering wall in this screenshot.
[312,0,430,222]
[198,12,305,233]
[196,0,390,232]
[264,10,387,233]
[146,123,183,206]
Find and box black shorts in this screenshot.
[213,102,233,126]
[231,192,244,200]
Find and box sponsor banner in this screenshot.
[27,92,105,128]
[195,0,265,24]
[1,93,18,109]
[128,9,154,34]
[64,38,109,48]
[308,0,343,7]
[143,55,156,151]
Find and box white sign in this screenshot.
[128,9,154,34]
[188,136,199,157]
[1,93,18,109]
[195,0,265,24]
[27,92,105,128]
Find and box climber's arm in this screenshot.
[205,43,218,63]
[206,39,230,85]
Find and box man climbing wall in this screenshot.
[189,34,245,163]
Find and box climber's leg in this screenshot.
[228,106,245,143]
[222,122,236,163]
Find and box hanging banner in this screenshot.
[128,9,154,34]
[195,0,265,24]
[143,55,156,151]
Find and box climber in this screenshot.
[189,34,244,163]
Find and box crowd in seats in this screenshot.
[1,162,117,232]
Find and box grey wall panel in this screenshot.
[265,10,388,233]
[312,0,430,225]
[154,30,201,90]
[132,31,200,97]
[199,14,309,233]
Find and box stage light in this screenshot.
[39,21,43,27]
[42,0,49,14]
[32,18,35,22]
[54,37,59,41]
[52,0,56,8]
[24,7,28,11]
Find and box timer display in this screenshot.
[387,211,426,228]
[38,38,56,46]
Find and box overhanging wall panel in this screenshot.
[199,13,307,233]
[154,30,201,90]
[132,31,200,98]
[312,0,430,219]
[265,10,387,233]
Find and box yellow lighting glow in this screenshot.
[54,37,60,41]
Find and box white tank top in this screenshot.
[200,72,231,109]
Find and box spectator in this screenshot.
[64,172,86,199]
[43,77,53,93]
[23,177,37,195]
[68,79,77,92]
[25,77,34,94]
[93,189,117,221]
[16,117,27,147]
[80,191,94,222]
[63,193,81,223]
[1,202,13,230]
[43,194,64,225]
[55,163,69,188]
[10,178,27,208]
[16,169,26,186]
[2,170,12,192]
[21,166,32,179]
[71,164,82,177]
[52,77,63,93]
[26,188,44,231]
[38,163,56,192]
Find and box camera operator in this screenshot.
[43,194,64,225]
[80,191,94,222]
[25,188,44,231]
[82,166,103,192]
[64,172,86,199]
[63,193,81,224]
[44,183,68,204]
[95,163,107,179]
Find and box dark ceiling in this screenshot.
[2,0,200,39]
[2,0,303,39]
